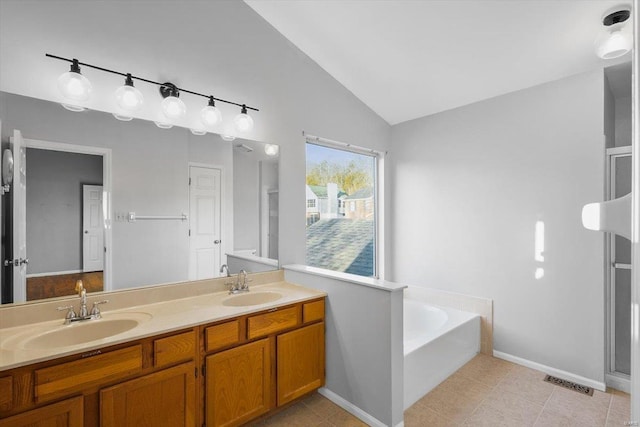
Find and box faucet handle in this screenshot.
[90,300,109,318]
[57,305,77,322]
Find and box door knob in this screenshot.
[214,240,221,244]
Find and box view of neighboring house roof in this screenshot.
[306,219,374,277]
[308,185,347,199]
[344,187,373,200]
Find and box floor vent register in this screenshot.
[543,375,594,396]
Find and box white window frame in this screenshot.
[304,133,385,279]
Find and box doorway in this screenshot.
[3,135,112,303]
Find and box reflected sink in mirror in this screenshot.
[21,312,153,349]
[222,291,282,307]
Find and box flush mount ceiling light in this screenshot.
[47,53,259,131]
[115,73,144,112]
[264,144,279,156]
[233,104,254,133]
[57,58,92,111]
[595,8,633,59]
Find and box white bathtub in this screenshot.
[403,294,481,410]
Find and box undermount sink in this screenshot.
[21,313,152,350]
[222,291,283,307]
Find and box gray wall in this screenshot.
[26,149,102,274]
[389,70,606,384]
[233,150,260,252]
[615,96,632,147]
[0,92,233,290]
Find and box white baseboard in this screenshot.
[493,350,606,392]
[606,373,631,393]
[318,388,396,427]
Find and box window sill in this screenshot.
[283,264,406,293]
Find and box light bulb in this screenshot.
[233,105,254,132]
[161,95,186,120]
[190,128,207,136]
[57,59,92,102]
[115,74,144,112]
[264,144,279,156]
[201,96,222,129]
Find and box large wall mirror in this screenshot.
[0,91,279,305]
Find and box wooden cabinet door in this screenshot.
[206,338,271,427]
[0,396,83,427]
[100,362,196,427]
[277,322,325,406]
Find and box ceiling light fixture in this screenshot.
[201,96,223,129]
[233,104,254,132]
[57,58,92,111]
[595,8,633,59]
[264,144,279,156]
[47,53,259,128]
[115,73,144,112]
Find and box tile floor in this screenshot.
[255,354,632,426]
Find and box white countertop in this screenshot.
[0,281,325,371]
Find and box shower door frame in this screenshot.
[605,145,632,393]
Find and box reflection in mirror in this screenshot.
[229,140,279,273]
[0,91,279,305]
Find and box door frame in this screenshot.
[605,145,632,392]
[188,162,226,279]
[23,138,112,292]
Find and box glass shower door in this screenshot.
[609,149,631,377]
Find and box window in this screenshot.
[305,138,378,277]
[307,199,316,208]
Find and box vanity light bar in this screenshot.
[46,53,259,111]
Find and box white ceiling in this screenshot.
[246,0,631,125]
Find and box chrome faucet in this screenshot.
[56,280,108,324]
[228,269,251,294]
[220,264,231,277]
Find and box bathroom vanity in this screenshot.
[0,272,326,426]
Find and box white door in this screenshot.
[11,130,27,303]
[83,184,104,272]
[189,166,222,279]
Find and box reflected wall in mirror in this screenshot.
[0,91,279,305]
[230,140,279,273]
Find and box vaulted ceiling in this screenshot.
[246,0,631,125]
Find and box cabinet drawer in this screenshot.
[0,376,12,411]
[154,330,196,368]
[303,299,325,323]
[205,320,240,352]
[248,306,299,339]
[34,345,142,403]
[0,395,83,427]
